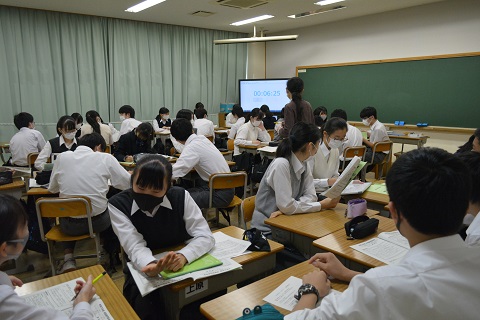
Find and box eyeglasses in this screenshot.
[7,234,29,247]
[330,136,348,142]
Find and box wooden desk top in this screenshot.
[0,142,10,148]
[0,178,25,191]
[120,159,234,169]
[361,181,389,205]
[26,187,54,196]
[154,131,170,135]
[15,265,140,320]
[162,226,284,292]
[265,203,378,239]
[200,260,348,319]
[313,215,396,268]
[388,134,430,141]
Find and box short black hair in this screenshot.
[176,109,194,121]
[360,106,377,119]
[0,195,28,245]
[170,118,193,142]
[78,133,106,151]
[457,151,480,205]
[232,104,244,118]
[195,102,204,110]
[71,113,83,124]
[56,115,76,136]
[331,109,348,121]
[13,112,34,130]
[119,105,135,118]
[386,147,471,236]
[248,108,264,122]
[135,122,154,140]
[159,107,169,115]
[195,108,208,119]
[132,154,172,191]
[260,105,272,118]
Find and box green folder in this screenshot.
[159,254,223,279]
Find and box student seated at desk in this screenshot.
[285,148,480,320]
[153,107,171,132]
[251,122,339,236]
[312,117,347,195]
[313,106,328,128]
[108,155,214,320]
[171,118,234,209]
[457,128,480,154]
[9,112,46,167]
[35,116,78,171]
[260,104,276,130]
[225,111,236,128]
[457,152,480,247]
[330,109,363,165]
[49,133,131,273]
[170,109,195,154]
[360,106,389,172]
[80,111,113,146]
[71,112,83,139]
[114,122,155,162]
[0,194,97,320]
[234,108,271,156]
[227,104,246,142]
[118,105,142,136]
[193,108,215,137]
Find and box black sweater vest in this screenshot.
[49,137,77,153]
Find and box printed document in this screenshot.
[350,231,409,265]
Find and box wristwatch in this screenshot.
[294,284,320,303]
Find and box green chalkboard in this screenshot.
[297,54,480,128]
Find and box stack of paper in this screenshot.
[350,231,409,265]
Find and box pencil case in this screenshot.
[345,215,379,239]
[345,198,367,218]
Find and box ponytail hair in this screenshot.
[287,77,304,122]
[276,122,321,158]
[85,110,101,134]
[319,117,348,145]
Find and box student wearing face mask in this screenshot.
[114,122,154,162]
[35,116,78,171]
[108,155,214,320]
[118,105,142,136]
[360,106,390,172]
[153,107,171,132]
[71,112,83,139]
[311,117,348,195]
[234,108,271,156]
[227,104,246,141]
[314,106,328,128]
[0,194,98,320]
[80,110,113,145]
[251,122,339,236]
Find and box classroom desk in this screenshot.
[312,215,396,272]
[388,133,429,152]
[200,260,348,320]
[359,180,390,213]
[265,203,378,257]
[119,155,178,169]
[0,177,25,199]
[15,264,140,320]
[0,142,10,163]
[154,130,171,146]
[159,226,284,320]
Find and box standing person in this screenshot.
[0,195,97,319]
[108,155,214,320]
[251,122,339,236]
[311,118,348,194]
[35,116,77,171]
[80,110,113,146]
[118,105,142,136]
[71,113,83,139]
[234,108,271,157]
[330,109,363,166]
[9,112,46,167]
[360,106,390,172]
[153,107,171,132]
[279,77,315,138]
[114,123,154,163]
[227,104,246,141]
[284,148,480,320]
[313,106,328,127]
[260,104,276,130]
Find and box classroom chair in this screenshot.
[206,135,214,142]
[240,196,256,230]
[208,172,247,227]
[104,145,111,154]
[169,146,176,156]
[35,196,101,276]
[267,129,274,140]
[339,146,366,173]
[27,152,39,177]
[227,139,234,152]
[368,141,393,180]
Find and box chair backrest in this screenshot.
[373,140,393,153]
[104,145,111,154]
[169,146,176,156]
[267,129,274,140]
[241,196,256,225]
[343,146,366,160]
[27,152,39,177]
[209,172,247,190]
[218,112,226,128]
[206,135,214,142]
[227,139,234,151]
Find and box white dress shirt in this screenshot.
[80,123,114,145]
[193,118,215,137]
[34,136,77,171]
[108,190,214,270]
[233,121,271,156]
[312,142,340,192]
[369,120,389,154]
[119,118,142,136]
[225,113,235,128]
[9,127,46,166]
[285,235,480,320]
[339,123,363,161]
[0,271,92,320]
[465,211,480,247]
[172,134,230,182]
[170,135,184,153]
[152,118,170,132]
[49,146,131,217]
[227,117,245,140]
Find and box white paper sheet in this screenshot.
[20,278,114,320]
[263,276,302,311]
[322,156,361,199]
[378,231,410,249]
[257,146,278,153]
[341,181,372,195]
[350,237,408,265]
[209,232,251,260]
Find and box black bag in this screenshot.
[35,170,52,185]
[250,157,272,184]
[0,170,13,185]
[243,228,271,252]
[232,151,254,174]
[152,139,165,155]
[345,215,379,239]
[24,197,50,254]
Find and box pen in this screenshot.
[71,271,107,301]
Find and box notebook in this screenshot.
[159,254,223,279]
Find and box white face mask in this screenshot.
[362,118,371,126]
[64,132,76,140]
[75,123,82,130]
[191,120,195,126]
[162,115,170,121]
[305,143,318,162]
[119,115,126,121]
[252,120,262,127]
[320,115,327,121]
[328,138,343,149]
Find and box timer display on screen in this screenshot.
[239,79,290,112]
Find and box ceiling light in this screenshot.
[288,6,346,19]
[125,0,166,13]
[315,0,345,6]
[214,26,297,45]
[230,15,274,26]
